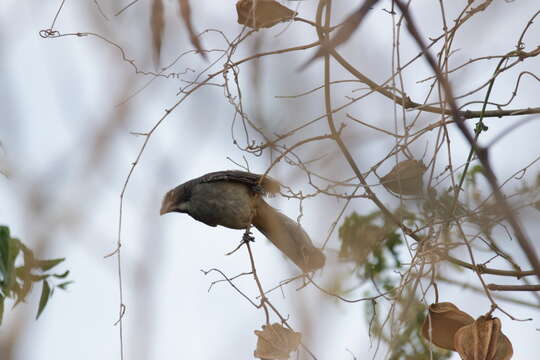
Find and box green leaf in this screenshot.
[0,227,7,237]
[0,235,21,294]
[10,282,22,307]
[36,280,51,319]
[0,226,9,242]
[0,227,72,323]
[0,295,4,325]
[15,266,28,278]
[7,238,21,273]
[16,266,49,282]
[0,229,11,275]
[57,281,73,290]
[14,280,32,307]
[27,274,49,282]
[35,258,65,271]
[13,270,33,307]
[53,270,70,279]
[19,242,35,267]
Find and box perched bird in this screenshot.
[160,170,325,272]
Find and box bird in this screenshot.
[160,170,325,272]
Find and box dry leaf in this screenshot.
[421,302,474,351]
[300,0,378,69]
[454,316,513,360]
[236,0,297,29]
[381,159,426,195]
[151,0,164,67]
[254,323,301,359]
[178,0,207,60]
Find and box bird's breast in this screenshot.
[188,182,255,229]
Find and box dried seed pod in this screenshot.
[254,323,301,359]
[454,316,513,360]
[236,0,297,29]
[381,160,427,195]
[421,302,474,351]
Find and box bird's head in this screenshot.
[160,185,190,215]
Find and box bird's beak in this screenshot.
[160,194,187,215]
[160,200,171,216]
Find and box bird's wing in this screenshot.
[197,170,280,195]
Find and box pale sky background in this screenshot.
[1,1,539,359]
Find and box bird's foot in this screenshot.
[242,231,255,243]
[252,184,264,194]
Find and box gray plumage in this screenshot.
[160,170,325,272]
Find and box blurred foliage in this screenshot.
[423,189,468,223]
[465,165,485,186]
[338,210,451,359]
[338,209,413,283]
[0,225,72,325]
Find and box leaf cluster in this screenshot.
[338,210,406,286]
[0,225,72,324]
[338,210,453,359]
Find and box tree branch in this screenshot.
[487,284,540,291]
[394,0,540,281]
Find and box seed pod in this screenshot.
[236,0,297,29]
[381,160,426,195]
[254,323,301,359]
[454,316,513,360]
[421,302,474,351]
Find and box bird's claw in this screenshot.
[252,184,264,194]
[242,231,255,243]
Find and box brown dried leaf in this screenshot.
[150,0,164,67]
[236,0,297,29]
[178,0,207,60]
[454,316,513,360]
[322,0,377,49]
[421,302,474,351]
[254,323,301,359]
[301,0,379,68]
[381,159,427,195]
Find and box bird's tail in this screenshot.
[253,199,325,272]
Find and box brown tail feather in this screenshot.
[253,198,325,272]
